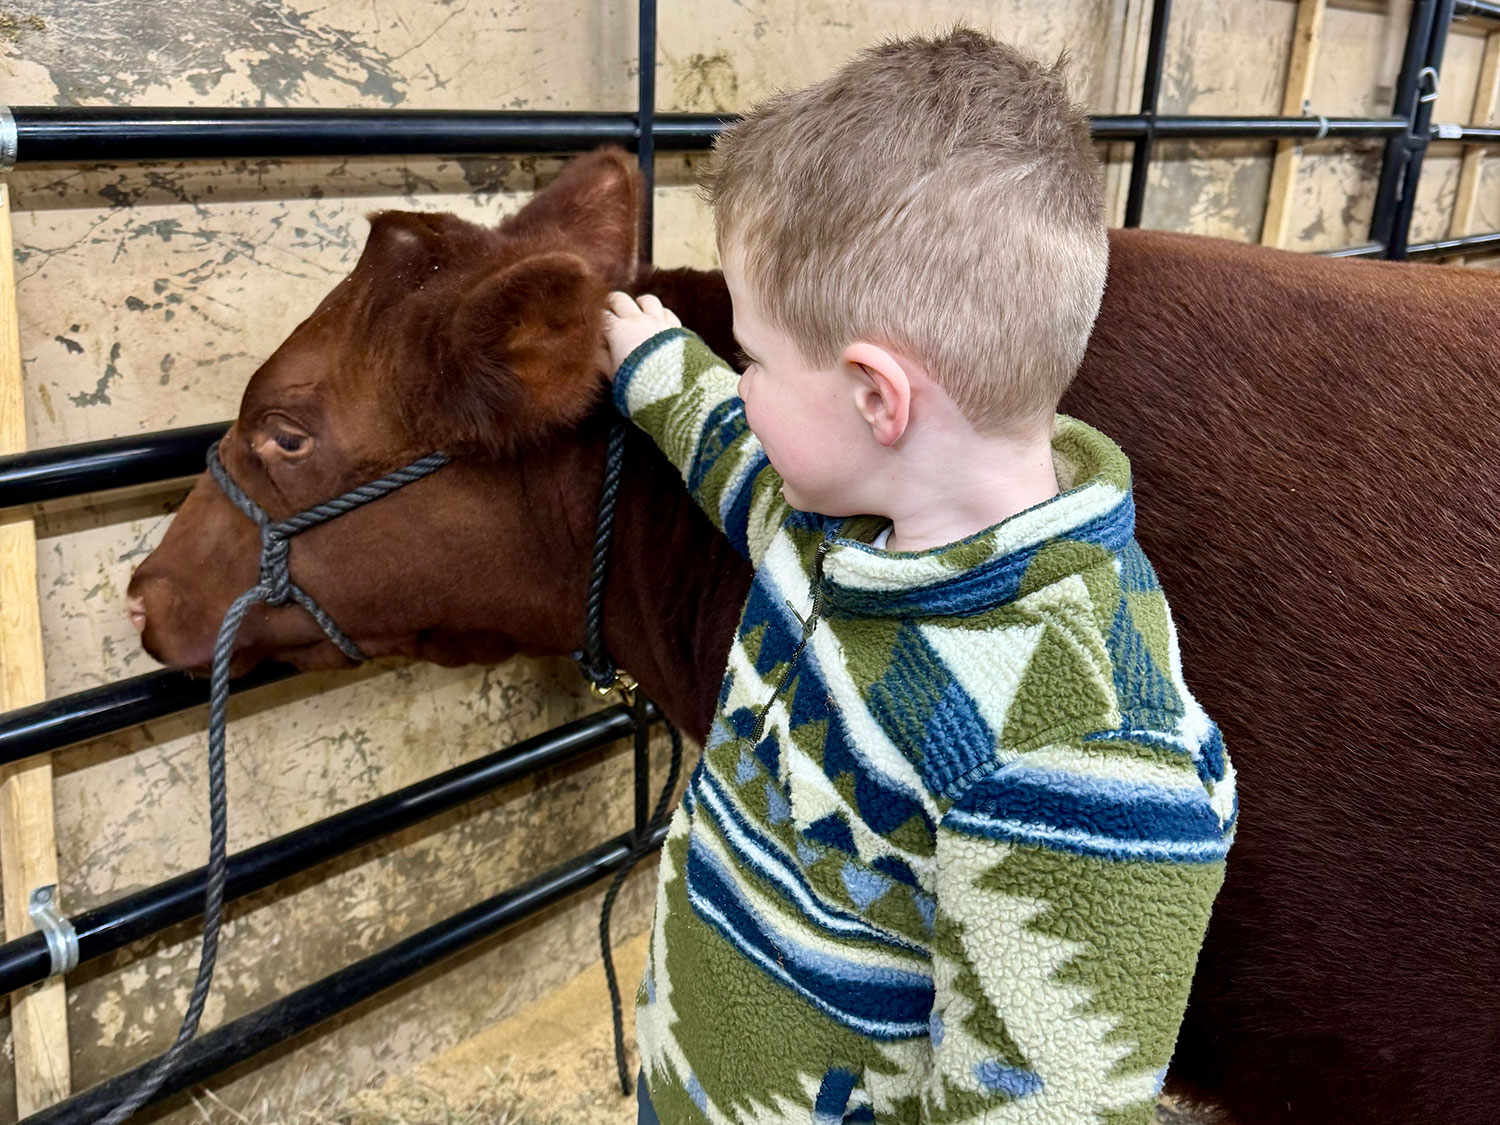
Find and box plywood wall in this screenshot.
[0,0,1494,1120]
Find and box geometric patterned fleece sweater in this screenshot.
[612,328,1238,1125]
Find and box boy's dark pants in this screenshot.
[637,1071,660,1125]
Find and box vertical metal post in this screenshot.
[1124,0,1172,228]
[1370,0,1456,259]
[631,0,658,837]
[637,0,657,265]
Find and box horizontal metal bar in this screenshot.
[1318,241,1387,258]
[5,107,1411,165]
[1433,124,1500,143]
[8,108,726,164]
[0,664,297,766]
[0,702,651,995]
[1318,230,1500,259]
[1088,114,1407,140]
[19,823,669,1125]
[1454,0,1500,20]
[0,422,224,510]
[1403,229,1500,258]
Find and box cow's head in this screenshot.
[127,149,645,676]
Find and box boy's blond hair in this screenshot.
[704,28,1107,433]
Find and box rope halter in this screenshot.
[205,441,453,663]
[96,440,450,1125]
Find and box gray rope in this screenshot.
[573,420,685,1098]
[93,587,255,1125]
[96,443,449,1124]
[576,422,626,689]
[599,694,683,1096]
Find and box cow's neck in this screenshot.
[591,424,751,744]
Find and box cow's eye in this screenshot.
[255,421,314,461]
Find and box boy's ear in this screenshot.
[843,342,912,447]
[502,148,641,289]
[421,252,609,456]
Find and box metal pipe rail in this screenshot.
[1438,125,1500,143]
[2,105,1417,168]
[1123,0,1173,228]
[19,823,669,1125]
[0,702,652,996]
[1403,229,1500,257]
[4,108,728,164]
[0,665,297,768]
[1093,114,1406,141]
[1319,229,1500,258]
[1454,0,1500,19]
[0,422,224,510]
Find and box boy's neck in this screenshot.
[878,422,1060,554]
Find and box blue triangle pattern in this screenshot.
[804,813,858,856]
[753,732,780,779]
[801,654,934,837]
[918,675,997,796]
[1118,538,1160,592]
[740,576,801,679]
[765,781,791,825]
[840,860,892,911]
[1108,596,1181,717]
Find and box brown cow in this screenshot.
[127,148,1500,1125]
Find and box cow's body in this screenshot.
[128,150,1499,1124]
[1065,231,1500,1123]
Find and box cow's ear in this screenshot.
[424,252,607,456]
[503,148,640,288]
[357,211,455,275]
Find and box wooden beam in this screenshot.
[0,182,72,1113]
[1262,0,1328,248]
[1450,30,1500,265]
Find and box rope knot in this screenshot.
[259,529,292,606]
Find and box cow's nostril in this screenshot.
[126,593,147,634]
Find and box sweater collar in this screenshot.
[819,416,1136,618]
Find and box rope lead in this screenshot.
[96,443,449,1125]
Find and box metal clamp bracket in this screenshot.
[0,105,14,173]
[28,885,79,978]
[1298,101,1330,146]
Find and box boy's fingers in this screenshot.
[604,291,639,317]
[636,294,665,316]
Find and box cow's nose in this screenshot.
[126,593,147,634]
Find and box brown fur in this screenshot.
[128,149,1500,1124]
[1066,231,1500,1124]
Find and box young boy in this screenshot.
[601,28,1236,1125]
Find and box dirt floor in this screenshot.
[339,933,650,1125]
[329,931,1209,1125]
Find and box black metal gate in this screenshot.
[0,2,1493,1121]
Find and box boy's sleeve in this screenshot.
[612,327,791,566]
[922,739,1234,1124]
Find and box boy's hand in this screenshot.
[602,291,682,378]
